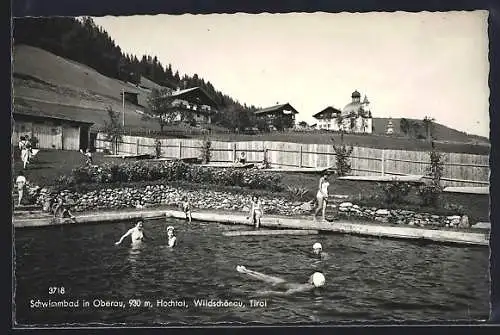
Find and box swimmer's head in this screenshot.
[308,272,326,288]
[136,220,144,229]
[166,225,175,236]
[313,242,322,254]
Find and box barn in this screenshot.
[12,106,94,151]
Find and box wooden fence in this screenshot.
[95,133,489,187]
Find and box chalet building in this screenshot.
[12,100,94,151]
[312,106,343,131]
[314,90,373,134]
[254,103,298,131]
[159,86,219,125]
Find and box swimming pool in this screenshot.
[14,218,490,326]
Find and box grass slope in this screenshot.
[13,45,164,131]
[372,117,489,144]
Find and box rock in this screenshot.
[375,209,390,216]
[339,202,353,208]
[299,202,313,211]
[375,217,389,223]
[458,215,470,228]
[471,222,491,230]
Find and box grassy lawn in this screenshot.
[12,148,489,224]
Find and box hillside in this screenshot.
[372,118,489,144]
[13,45,168,131]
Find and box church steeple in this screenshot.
[351,90,361,103]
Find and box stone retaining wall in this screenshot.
[31,183,478,229]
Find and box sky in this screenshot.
[92,11,490,137]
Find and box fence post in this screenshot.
[299,145,303,168]
[136,138,140,155]
[264,147,268,166]
[178,141,182,159]
[381,149,385,176]
[233,143,237,163]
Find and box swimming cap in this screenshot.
[313,242,322,250]
[311,272,325,287]
[166,225,174,232]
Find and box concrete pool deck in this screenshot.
[12,207,490,247]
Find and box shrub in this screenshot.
[67,160,282,191]
[155,139,162,159]
[262,149,271,168]
[53,175,76,192]
[332,137,353,176]
[285,185,310,201]
[419,149,445,207]
[419,184,443,207]
[380,180,412,205]
[443,202,466,215]
[199,137,212,164]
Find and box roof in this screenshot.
[255,103,298,115]
[13,98,95,125]
[161,86,219,109]
[342,101,363,114]
[313,106,342,119]
[351,90,361,98]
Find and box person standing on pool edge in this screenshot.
[249,195,263,228]
[115,220,147,246]
[313,174,330,221]
[181,196,192,223]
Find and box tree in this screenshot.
[423,116,435,141]
[400,118,410,136]
[360,117,368,133]
[336,114,346,134]
[349,115,357,132]
[146,88,178,133]
[298,121,308,128]
[103,106,123,154]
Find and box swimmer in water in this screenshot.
[236,265,325,297]
[115,220,146,245]
[312,242,329,260]
[166,225,177,247]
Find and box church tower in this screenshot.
[386,117,394,135]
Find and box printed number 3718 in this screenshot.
[49,287,65,295]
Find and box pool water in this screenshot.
[14,218,490,325]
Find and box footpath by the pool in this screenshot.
[12,205,490,247]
